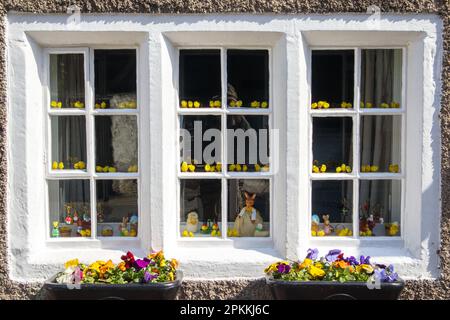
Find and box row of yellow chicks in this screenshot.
[52,161,86,170]
[95,101,108,109]
[312,164,352,173]
[311,228,353,237]
[117,101,137,109]
[360,102,400,108]
[204,163,222,172]
[361,165,379,172]
[250,101,269,108]
[180,161,197,172]
[180,100,222,108]
[311,101,330,109]
[229,163,270,172]
[78,229,91,237]
[181,229,222,237]
[51,100,85,109]
[96,165,117,173]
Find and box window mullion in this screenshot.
[353,48,361,239]
[87,48,97,239]
[221,47,228,239]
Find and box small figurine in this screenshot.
[97,203,104,223]
[64,203,72,225]
[82,205,90,222]
[311,214,320,233]
[233,191,263,237]
[185,211,199,234]
[120,216,129,236]
[322,214,334,235]
[65,215,73,225]
[51,221,59,237]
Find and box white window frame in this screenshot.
[175,46,274,247]
[43,46,142,247]
[308,46,407,243]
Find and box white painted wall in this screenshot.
[6,13,443,281]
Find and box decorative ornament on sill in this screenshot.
[233,191,266,237]
[185,211,199,234]
[52,221,60,238]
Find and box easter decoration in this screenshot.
[233,191,264,237]
[322,214,334,235]
[185,211,199,234]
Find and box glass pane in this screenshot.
[312,117,352,173]
[227,50,269,109]
[180,179,221,237]
[227,115,270,172]
[360,115,401,173]
[359,180,401,237]
[95,116,138,173]
[180,115,221,172]
[361,49,402,109]
[48,180,90,238]
[312,180,353,237]
[49,54,85,109]
[179,50,221,108]
[94,49,137,109]
[311,50,354,109]
[96,179,138,237]
[227,179,270,237]
[51,116,87,170]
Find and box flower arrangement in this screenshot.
[265,248,399,283]
[56,250,179,285]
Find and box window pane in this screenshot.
[180,179,222,237]
[312,180,353,237]
[312,117,353,173]
[96,179,138,237]
[48,180,90,238]
[311,50,354,109]
[359,180,401,237]
[227,179,270,237]
[49,54,85,109]
[51,116,87,170]
[94,49,137,109]
[95,116,138,173]
[179,50,221,108]
[227,50,269,109]
[361,49,402,109]
[180,115,221,172]
[227,115,270,172]
[360,115,401,173]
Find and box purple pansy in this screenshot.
[143,271,158,283]
[325,249,342,263]
[359,255,371,265]
[345,256,359,266]
[306,248,319,260]
[374,265,399,283]
[277,264,291,274]
[134,257,151,270]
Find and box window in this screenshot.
[310,48,404,238]
[46,48,139,239]
[178,48,272,239]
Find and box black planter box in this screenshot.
[266,276,404,300]
[43,271,183,300]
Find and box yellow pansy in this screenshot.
[360,264,374,274]
[299,258,313,269]
[64,258,79,269]
[308,265,325,278]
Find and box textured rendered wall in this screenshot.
[0,0,448,299]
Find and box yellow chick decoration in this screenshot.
[311,102,318,109]
[311,230,317,236]
[229,164,236,171]
[312,165,320,173]
[127,164,138,172]
[108,167,117,173]
[213,100,221,108]
[386,222,399,236]
[96,165,103,172]
[250,101,261,108]
[337,228,352,236]
[317,230,326,237]
[180,100,188,108]
[389,164,399,173]
[204,164,211,172]
[346,166,352,173]
[261,101,268,108]
[235,164,242,172]
[236,100,243,107]
[188,101,193,108]
[188,164,196,172]
[52,161,58,170]
[215,163,222,172]
[340,102,352,108]
[181,162,188,172]
[242,165,248,172]
[193,101,200,108]
[73,101,84,109]
[380,102,389,108]
[390,102,400,108]
[102,166,110,172]
[320,164,327,173]
[254,164,261,172]
[370,165,379,172]
[58,162,64,170]
[209,100,215,108]
[229,100,236,107]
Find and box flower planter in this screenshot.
[266,276,404,300]
[43,271,183,300]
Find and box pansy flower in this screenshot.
[277,263,291,274]
[359,255,371,265]
[134,258,151,270]
[143,271,158,283]
[306,248,319,260]
[121,251,136,269]
[325,249,342,263]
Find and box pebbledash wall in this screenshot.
[0,1,449,300]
